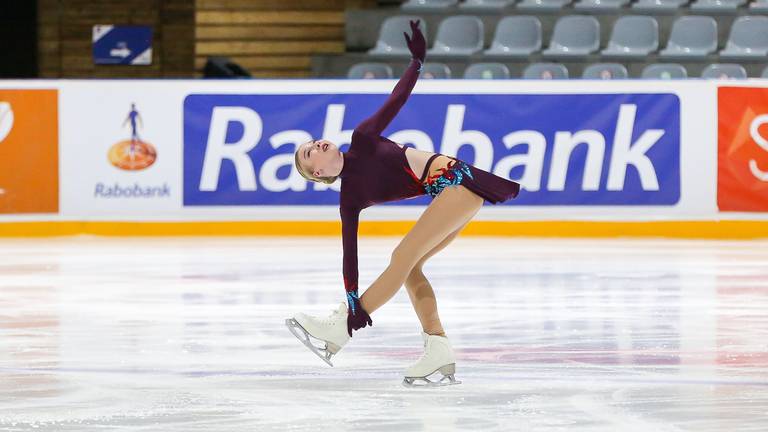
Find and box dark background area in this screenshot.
[0,1,38,78]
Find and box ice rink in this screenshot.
[1,236,767,431]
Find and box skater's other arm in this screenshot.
[340,204,373,335]
[340,204,361,296]
[355,20,426,136]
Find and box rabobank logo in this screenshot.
[108,102,157,171]
[183,93,680,206]
[94,102,169,200]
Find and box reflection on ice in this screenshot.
[0,237,766,431]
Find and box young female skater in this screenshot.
[286,21,520,386]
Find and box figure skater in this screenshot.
[286,21,520,386]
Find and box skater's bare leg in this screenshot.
[405,221,470,337]
[359,185,483,315]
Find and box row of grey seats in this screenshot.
[348,62,768,79]
[369,15,768,59]
[401,0,768,11]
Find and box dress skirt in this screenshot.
[462,163,521,204]
[421,154,521,204]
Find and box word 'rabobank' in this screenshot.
[183,93,680,206]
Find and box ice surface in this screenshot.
[0,236,767,431]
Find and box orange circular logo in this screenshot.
[107,140,157,170]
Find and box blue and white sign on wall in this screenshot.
[183,93,681,207]
[92,25,153,65]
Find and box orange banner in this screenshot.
[718,87,768,212]
[0,90,59,214]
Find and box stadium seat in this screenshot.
[690,0,746,12]
[463,63,511,79]
[641,63,688,79]
[701,64,747,79]
[762,65,768,78]
[458,0,516,10]
[421,62,452,78]
[601,16,659,58]
[632,0,689,12]
[582,63,629,79]
[368,16,427,58]
[659,16,717,59]
[522,63,569,79]
[719,16,768,59]
[575,0,631,10]
[543,16,600,58]
[517,0,572,11]
[427,16,484,57]
[347,63,394,79]
[401,0,458,11]
[483,16,542,57]
[750,0,768,11]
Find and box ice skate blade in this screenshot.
[284,318,335,367]
[403,365,461,388]
[402,374,461,388]
[403,363,461,387]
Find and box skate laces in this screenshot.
[415,334,448,364]
[319,303,346,324]
[415,337,433,364]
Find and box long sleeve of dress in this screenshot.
[340,204,360,295]
[340,204,372,335]
[355,57,422,136]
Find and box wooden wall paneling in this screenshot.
[194,0,349,77]
[38,0,357,78]
[196,25,344,41]
[160,0,195,76]
[193,55,311,70]
[196,11,344,25]
[345,0,377,8]
[66,68,168,78]
[196,41,343,56]
[196,0,346,10]
[38,0,61,77]
[205,70,310,78]
[38,0,196,78]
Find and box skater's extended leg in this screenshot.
[360,185,483,315]
[405,220,470,337]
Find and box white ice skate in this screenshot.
[285,302,350,367]
[403,332,461,387]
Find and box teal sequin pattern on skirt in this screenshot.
[423,160,474,198]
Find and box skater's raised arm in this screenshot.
[355,20,426,136]
[340,204,372,336]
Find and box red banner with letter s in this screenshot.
[718,87,768,212]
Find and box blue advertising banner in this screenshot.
[92,25,153,65]
[183,93,680,206]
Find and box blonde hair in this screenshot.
[294,148,338,185]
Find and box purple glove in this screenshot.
[403,19,426,63]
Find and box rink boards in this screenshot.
[0,79,767,237]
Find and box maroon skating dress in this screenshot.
[338,58,521,335]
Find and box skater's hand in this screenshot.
[347,308,373,337]
[404,20,426,63]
